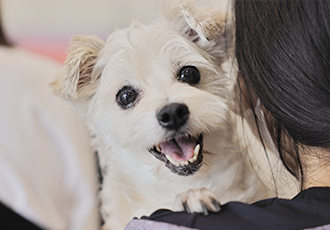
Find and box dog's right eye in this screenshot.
[116,86,138,109]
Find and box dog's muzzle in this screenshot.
[149,103,204,176]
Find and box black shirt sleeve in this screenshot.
[142,187,330,230]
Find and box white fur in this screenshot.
[52,2,279,230]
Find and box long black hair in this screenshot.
[235,1,330,186]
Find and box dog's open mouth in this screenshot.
[149,134,203,176]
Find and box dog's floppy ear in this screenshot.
[52,35,105,102]
[163,1,233,61]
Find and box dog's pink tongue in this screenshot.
[159,137,195,162]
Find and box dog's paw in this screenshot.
[173,187,221,215]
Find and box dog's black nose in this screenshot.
[157,103,189,131]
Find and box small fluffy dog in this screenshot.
[53,1,271,229]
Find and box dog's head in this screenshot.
[52,1,233,178]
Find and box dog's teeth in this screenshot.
[189,154,198,163]
[180,161,189,166]
[194,144,200,156]
[165,155,180,166]
[164,145,200,166]
[156,145,161,152]
[188,144,201,163]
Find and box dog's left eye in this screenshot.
[178,66,200,85]
[116,86,138,109]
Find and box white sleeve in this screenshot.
[0,47,100,230]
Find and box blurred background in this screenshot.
[2,0,160,64]
[1,0,222,64]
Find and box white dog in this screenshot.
[52,1,272,229]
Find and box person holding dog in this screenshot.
[126,1,330,229]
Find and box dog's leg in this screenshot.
[173,187,221,215]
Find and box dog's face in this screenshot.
[52,2,233,178]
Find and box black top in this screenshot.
[142,187,330,230]
[0,202,43,230]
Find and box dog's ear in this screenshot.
[163,1,234,62]
[52,35,105,102]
